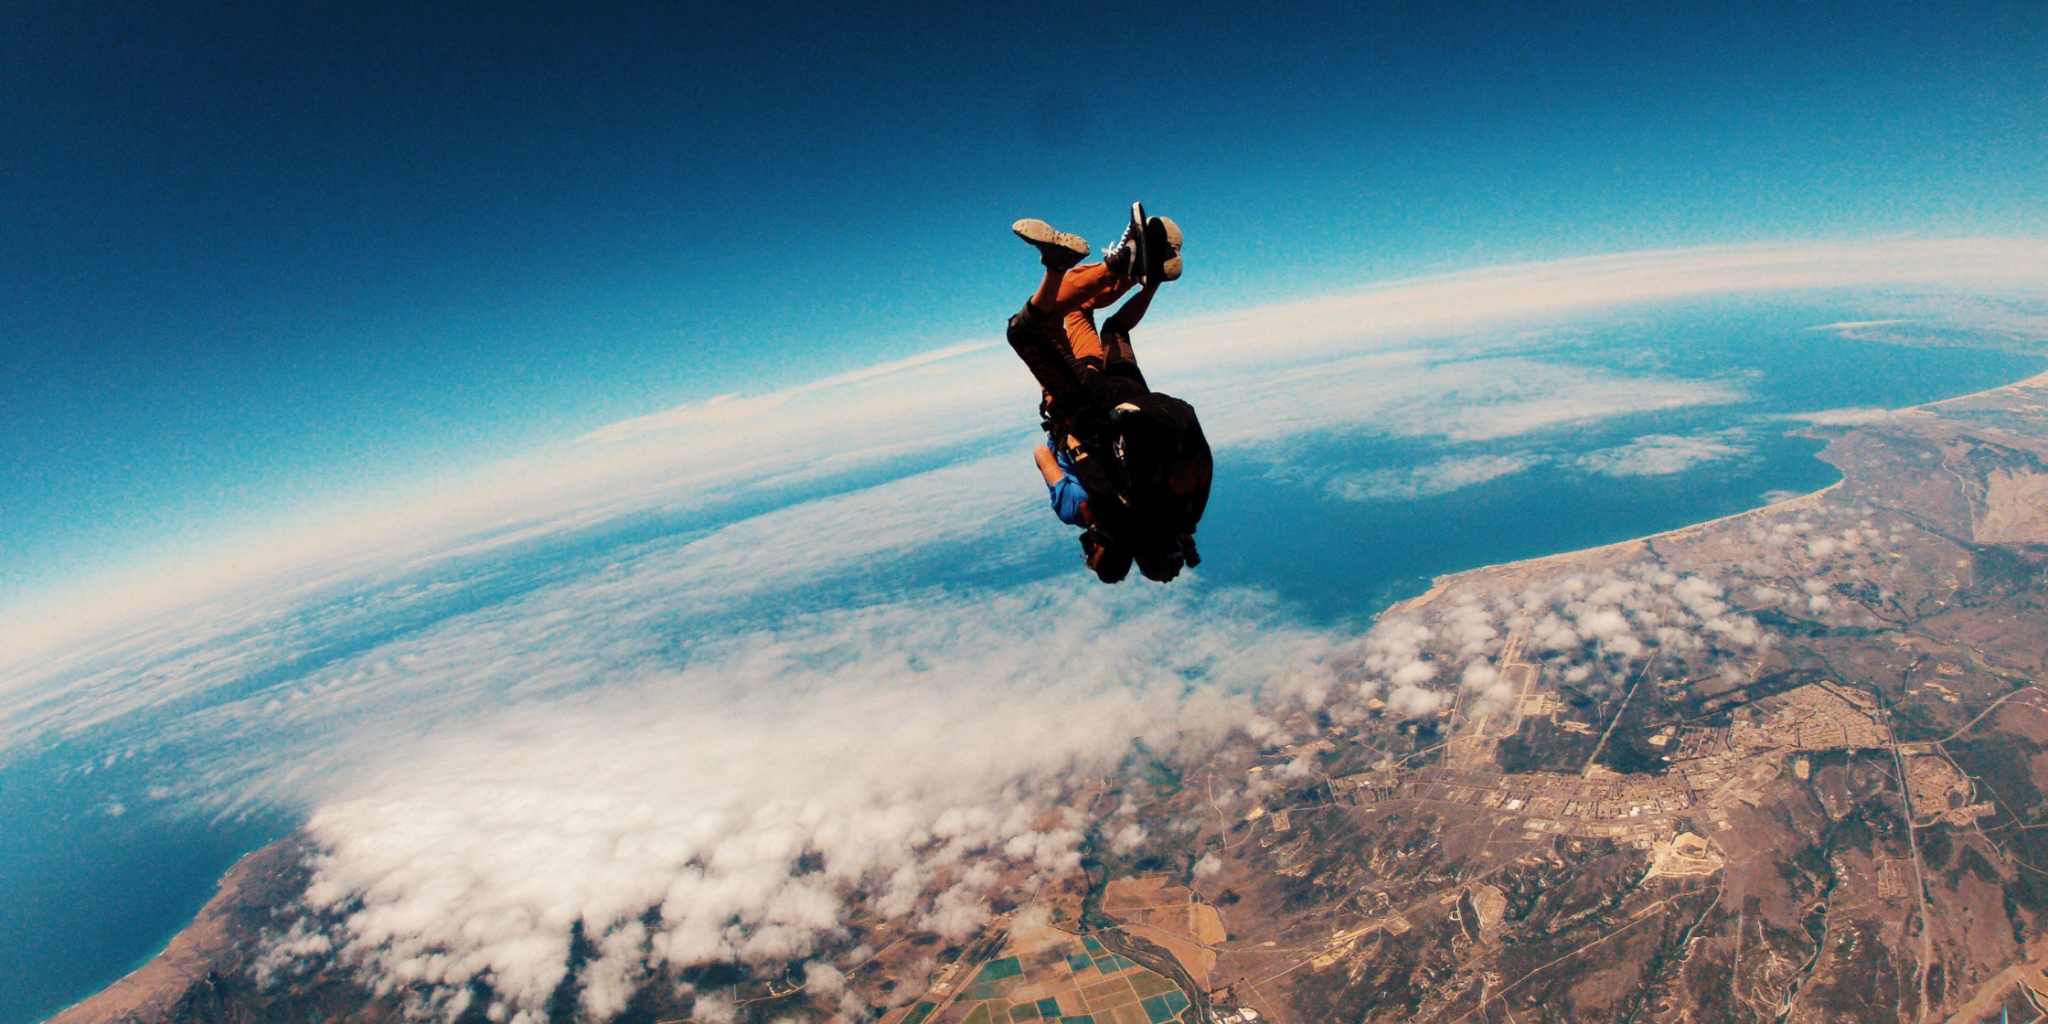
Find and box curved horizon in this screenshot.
[8,234,2046,669]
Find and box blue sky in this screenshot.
[4,0,2045,601]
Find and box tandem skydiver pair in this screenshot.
[1005,203,1212,584]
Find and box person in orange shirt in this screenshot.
[1024,202,1179,387]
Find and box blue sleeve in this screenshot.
[1045,447,1090,526]
[1048,476,1090,526]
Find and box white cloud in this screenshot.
[1147,238,2048,376]
[1109,823,1150,855]
[1459,661,1511,719]
[1205,355,1742,449]
[1354,563,1768,715]
[1780,407,1898,426]
[0,455,1046,756]
[1324,453,1537,502]
[1805,319,1911,333]
[268,580,1341,1022]
[582,341,995,444]
[1576,431,1749,477]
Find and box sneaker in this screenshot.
[1012,219,1090,270]
[1144,216,1182,283]
[1100,202,1147,279]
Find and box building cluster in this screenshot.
[1323,682,1901,852]
[1903,753,1995,826]
[1876,857,1910,900]
[1306,913,1413,969]
[1333,766,1697,848]
[1644,832,1723,879]
[1722,682,1889,751]
[1662,683,1893,825]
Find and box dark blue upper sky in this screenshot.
[4,0,2044,602]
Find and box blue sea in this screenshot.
[3,297,2041,1022]
[1204,301,2046,624]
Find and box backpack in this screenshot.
[1063,392,1212,558]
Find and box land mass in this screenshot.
[58,371,2048,1024]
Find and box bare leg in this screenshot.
[1034,443,1064,485]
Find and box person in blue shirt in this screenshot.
[1035,440,1092,525]
[1009,205,1209,584]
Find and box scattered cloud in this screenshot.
[1778,407,1898,426]
[1576,431,1749,477]
[1805,319,1911,332]
[1203,355,1743,448]
[1324,453,1538,502]
[1353,562,1769,722]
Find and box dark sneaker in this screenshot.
[1012,219,1090,270]
[1101,202,1147,279]
[1144,216,1182,283]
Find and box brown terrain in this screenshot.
[49,838,316,1024]
[56,371,2048,1024]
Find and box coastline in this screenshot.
[50,838,309,1024]
[1387,478,1846,618]
[1389,366,2048,619]
[1379,370,2048,617]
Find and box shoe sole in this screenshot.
[1129,202,1147,282]
[1147,216,1183,282]
[1012,219,1090,261]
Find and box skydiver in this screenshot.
[1005,203,1211,584]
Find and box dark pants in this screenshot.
[1006,301,1147,426]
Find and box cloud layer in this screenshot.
[268,582,1342,1022]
